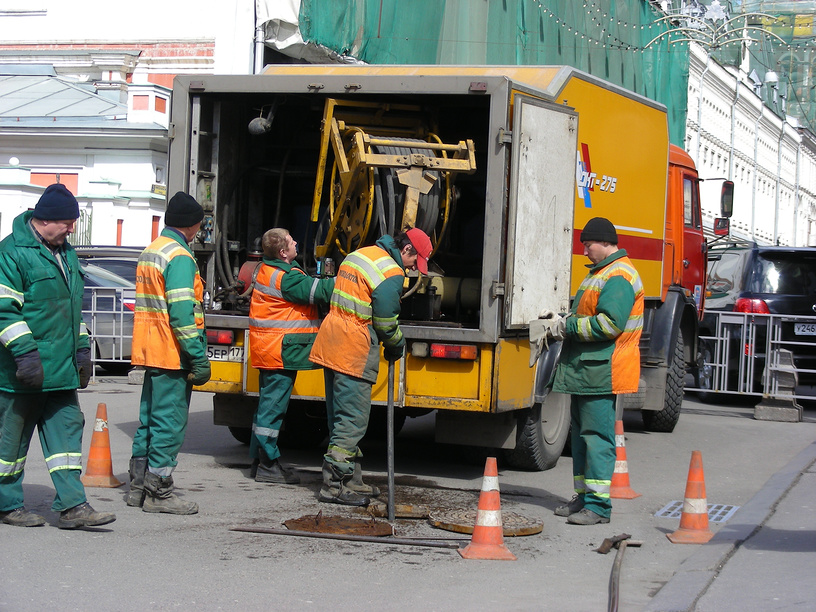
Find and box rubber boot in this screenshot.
[143,472,199,515]
[126,456,148,507]
[318,460,370,507]
[346,459,381,497]
[255,449,300,484]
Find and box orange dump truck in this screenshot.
[168,65,727,469]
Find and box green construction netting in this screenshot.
[299,0,690,146]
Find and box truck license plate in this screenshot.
[794,323,816,336]
[207,345,244,361]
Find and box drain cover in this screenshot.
[428,509,543,536]
[284,513,394,536]
[655,501,740,523]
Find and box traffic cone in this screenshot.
[80,403,123,488]
[458,457,517,561]
[610,420,641,499]
[667,450,713,544]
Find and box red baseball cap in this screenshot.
[406,228,433,275]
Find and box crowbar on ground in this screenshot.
[230,526,461,549]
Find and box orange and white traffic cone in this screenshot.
[610,420,641,499]
[667,450,713,544]
[81,403,123,488]
[458,457,517,561]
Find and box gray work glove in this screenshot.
[187,358,211,386]
[547,315,567,342]
[15,349,44,388]
[76,347,93,389]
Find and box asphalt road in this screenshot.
[2,377,815,611]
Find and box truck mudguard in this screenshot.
[642,286,696,366]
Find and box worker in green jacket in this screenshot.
[544,217,644,525]
[0,184,116,529]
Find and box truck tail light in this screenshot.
[734,298,770,314]
[206,329,234,345]
[429,343,477,360]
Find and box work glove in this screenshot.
[384,343,405,363]
[187,358,211,386]
[546,315,567,342]
[76,347,93,389]
[15,350,44,388]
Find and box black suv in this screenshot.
[696,239,816,399]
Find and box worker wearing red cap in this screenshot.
[310,228,432,506]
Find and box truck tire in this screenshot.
[642,332,684,432]
[228,426,252,445]
[504,391,571,471]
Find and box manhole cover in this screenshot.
[284,513,394,536]
[428,509,543,536]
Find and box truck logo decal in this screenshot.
[576,144,617,207]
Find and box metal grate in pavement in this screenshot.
[655,500,740,523]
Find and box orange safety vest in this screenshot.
[248,264,322,370]
[573,256,644,393]
[131,235,204,370]
[310,244,404,380]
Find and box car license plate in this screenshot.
[207,345,244,361]
[794,323,816,336]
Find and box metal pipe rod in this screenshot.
[387,360,396,522]
[230,526,460,549]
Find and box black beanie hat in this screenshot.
[580,217,618,244]
[165,192,204,228]
[33,184,80,220]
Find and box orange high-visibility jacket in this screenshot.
[310,239,405,382]
[553,250,644,395]
[249,263,323,371]
[131,231,205,370]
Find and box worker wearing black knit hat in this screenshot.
[0,184,116,529]
[544,216,644,526]
[128,191,209,515]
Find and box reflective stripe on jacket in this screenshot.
[0,211,90,392]
[249,262,323,371]
[553,249,644,395]
[309,236,405,382]
[131,230,205,370]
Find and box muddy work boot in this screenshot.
[143,472,199,515]
[1,507,46,527]
[58,502,116,529]
[566,508,610,525]
[126,456,148,507]
[346,459,380,497]
[256,458,300,485]
[318,460,370,507]
[554,495,584,517]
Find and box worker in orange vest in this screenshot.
[310,228,432,506]
[247,228,334,484]
[127,192,210,515]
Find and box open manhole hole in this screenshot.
[655,501,740,523]
[284,512,394,536]
[428,509,543,536]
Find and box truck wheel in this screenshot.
[228,426,252,445]
[504,391,570,471]
[643,332,684,432]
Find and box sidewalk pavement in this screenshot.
[645,439,816,612]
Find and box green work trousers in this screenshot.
[323,368,372,476]
[250,369,296,462]
[570,394,616,518]
[0,390,86,512]
[131,368,192,477]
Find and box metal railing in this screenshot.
[83,286,135,379]
[687,311,816,401]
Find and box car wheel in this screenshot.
[694,339,718,403]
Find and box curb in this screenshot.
[644,440,816,612]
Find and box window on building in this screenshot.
[30,172,78,194]
[116,219,123,246]
[133,95,149,111]
[155,97,167,113]
[152,216,160,241]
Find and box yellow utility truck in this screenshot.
[168,65,720,469]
